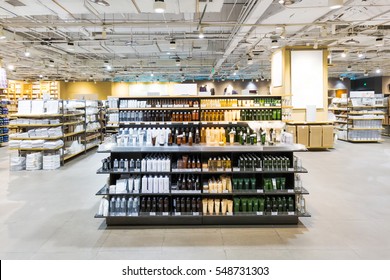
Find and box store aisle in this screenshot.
[1,139,390,260]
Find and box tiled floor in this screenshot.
[1,139,390,260]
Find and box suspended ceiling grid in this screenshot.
[0,0,389,82]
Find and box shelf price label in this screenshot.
[226,212,233,216]
[149,212,156,216]
[256,211,264,216]
[162,212,169,216]
[193,212,200,216]
[256,189,264,193]
[175,212,182,216]
[271,212,278,216]
[287,189,294,193]
[288,211,295,216]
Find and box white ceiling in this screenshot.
[0,0,389,82]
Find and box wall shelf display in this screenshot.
[330,93,385,143]
[95,144,310,226]
[9,99,102,170]
[0,100,10,146]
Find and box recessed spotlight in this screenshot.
[153,0,166,13]
[175,59,181,66]
[169,40,176,50]
[376,68,381,74]
[347,65,352,71]
[341,52,347,58]
[375,37,384,47]
[199,27,205,39]
[7,64,14,71]
[364,70,369,76]
[329,0,343,10]
[247,57,253,65]
[271,39,279,49]
[358,52,364,58]
[151,72,154,77]
[24,50,30,57]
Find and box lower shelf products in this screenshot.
[202,198,233,215]
[234,196,294,213]
[203,175,232,193]
[140,196,170,214]
[173,197,202,214]
[97,196,140,217]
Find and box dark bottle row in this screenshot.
[120,110,199,122]
[119,99,199,109]
[104,195,295,217]
[101,153,294,173]
[234,196,294,213]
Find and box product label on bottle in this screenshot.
[256,189,263,193]
[288,211,295,216]
[193,212,200,216]
[149,212,156,216]
[256,211,264,216]
[162,212,169,216]
[175,212,182,216]
[271,212,278,216]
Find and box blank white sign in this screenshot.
[271,50,283,87]
[291,50,324,109]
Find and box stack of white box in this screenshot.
[26,152,43,171]
[10,156,26,171]
[43,154,61,170]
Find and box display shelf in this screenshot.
[64,149,85,161]
[95,143,309,226]
[119,107,199,111]
[348,127,384,130]
[201,106,281,110]
[63,120,84,126]
[64,130,85,138]
[11,114,62,118]
[9,123,62,128]
[9,136,63,140]
[86,144,99,151]
[10,146,63,151]
[63,112,84,117]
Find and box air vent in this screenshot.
[5,0,26,7]
[199,0,213,2]
[92,47,102,51]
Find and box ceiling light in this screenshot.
[199,27,205,39]
[233,72,237,76]
[7,64,14,71]
[271,39,279,49]
[375,37,384,47]
[261,75,265,81]
[39,74,43,78]
[329,0,343,10]
[364,70,369,76]
[247,57,253,65]
[347,65,352,71]
[24,50,30,57]
[278,0,285,3]
[341,52,347,58]
[106,65,112,71]
[358,52,364,58]
[67,42,75,51]
[154,0,166,13]
[102,27,107,39]
[151,72,154,77]
[344,38,359,45]
[256,78,259,82]
[169,40,176,50]
[166,52,170,55]
[0,26,6,40]
[313,42,319,49]
[376,68,381,74]
[175,59,181,66]
[48,60,55,67]
[88,0,110,6]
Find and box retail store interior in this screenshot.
[1,0,390,260]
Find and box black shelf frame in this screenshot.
[95,144,310,226]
